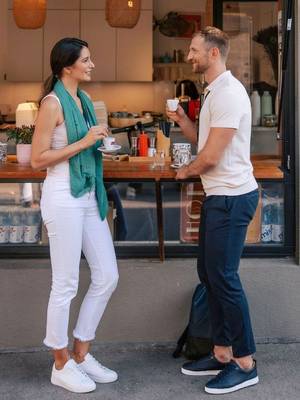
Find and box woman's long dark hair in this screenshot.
[40,37,88,103]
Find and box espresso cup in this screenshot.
[167,98,179,112]
[103,136,115,150]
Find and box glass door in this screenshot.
[213,0,295,256]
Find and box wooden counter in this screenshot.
[0,156,283,181]
[0,155,283,261]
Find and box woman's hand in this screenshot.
[81,125,109,149]
[166,104,187,125]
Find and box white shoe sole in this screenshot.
[181,367,221,376]
[51,375,96,393]
[205,376,259,394]
[88,373,118,384]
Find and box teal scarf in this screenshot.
[54,80,108,220]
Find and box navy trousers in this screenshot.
[197,189,259,358]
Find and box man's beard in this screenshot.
[193,62,209,74]
[192,55,210,74]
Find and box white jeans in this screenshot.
[41,177,119,349]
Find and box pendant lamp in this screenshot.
[13,0,47,29]
[106,0,141,28]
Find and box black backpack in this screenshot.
[173,283,213,360]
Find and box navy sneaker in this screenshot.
[205,360,259,394]
[181,354,227,376]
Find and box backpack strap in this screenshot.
[172,325,189,358]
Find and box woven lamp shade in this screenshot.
[106,0,141,28]
[13,0,47,29]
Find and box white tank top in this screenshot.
[41,93,69,180]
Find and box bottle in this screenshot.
[138,131,149,157]
[261,192,272,243]
[9,207,24,243]
[250,91,261,126]
[24,208,41,244]
[271,195,284,243]
[261,91,272,119]
[179,83,190,115]
[0,207,10,244]
[173,49,180,63]
[130,136,138,157]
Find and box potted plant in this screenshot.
[253,26,278,83]
[6,125,34,165]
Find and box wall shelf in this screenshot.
[153,62,200,82]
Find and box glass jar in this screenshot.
[262,114,277,127]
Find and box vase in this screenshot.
[250,91,261,126]
[261,91,272,118]
[16,144,32,165]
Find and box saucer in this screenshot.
[98,144,121,153]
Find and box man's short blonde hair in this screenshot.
[193,26,230,60]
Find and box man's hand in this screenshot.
[175,165,190,180]
[166,104,187,125]
[166,105,198,144]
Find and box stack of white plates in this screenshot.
[93,101,108,126]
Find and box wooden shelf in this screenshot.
[153,62,199,82]
[252,126,277,132]
[154,62,190,67]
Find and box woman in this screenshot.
[31,38,119,393]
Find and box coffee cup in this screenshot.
[167,98,179,112]
[172,143,191,166]
[103,136,115,150]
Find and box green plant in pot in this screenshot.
[6,125,34,165]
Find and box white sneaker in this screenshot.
[79,353,118,383]
[51,359,96,393]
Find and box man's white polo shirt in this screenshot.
[198,70,258,196]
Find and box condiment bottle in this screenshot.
[261,91,272,118]
[179,82,190,115]
[130,136,138,156]
[138,131,149,157]
[250,90,261,126]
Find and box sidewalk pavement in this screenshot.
[0,342,299,400]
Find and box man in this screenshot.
[167,27,259,395]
